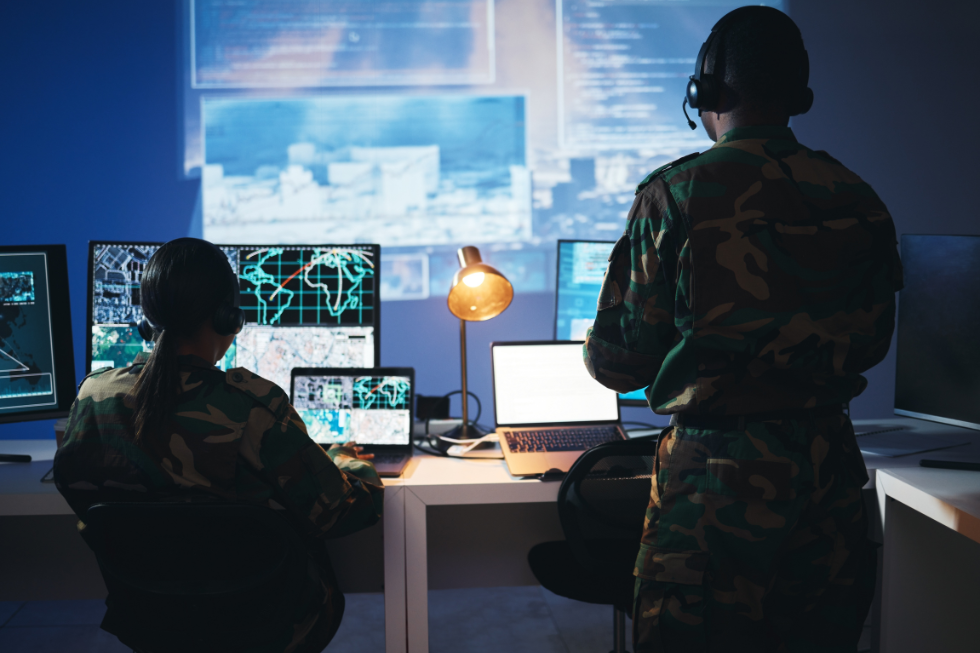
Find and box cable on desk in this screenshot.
[415,389,487,458]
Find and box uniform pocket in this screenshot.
[705,458,794,502]
[633,547,709,653]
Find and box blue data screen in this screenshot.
[0,253,59,416]
[555,240,646,403]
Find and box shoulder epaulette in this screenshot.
[225,368,290,419]
[814,149,843,166]
[635,152,701,195]
[77,365,114,393]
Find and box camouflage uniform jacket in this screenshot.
[53,353,384,651]
[585,125,904,415]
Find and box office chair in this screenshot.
[528,437,659,653]
[82,501,327,653]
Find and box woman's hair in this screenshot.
[130,238,238,442]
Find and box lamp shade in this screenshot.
[447,247,513,322]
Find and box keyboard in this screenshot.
[504,426,621,453]
[371,453,407,464]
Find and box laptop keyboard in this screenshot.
[505,426,621,453]
[371,453,407,464]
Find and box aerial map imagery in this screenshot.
[293,374,411,445]
[89,242,377,392]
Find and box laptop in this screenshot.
[290,367,415,477]
[491,341,627,477]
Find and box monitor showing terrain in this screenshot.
[87,242,379,390]
[292,372,412,445]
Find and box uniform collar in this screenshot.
[714,125,797,146]
[129,352,217,370]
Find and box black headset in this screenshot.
[682,7,814,129]
[137,242,246,342]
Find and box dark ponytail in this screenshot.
[131,238,238,443]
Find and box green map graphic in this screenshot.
[239,247,375,326]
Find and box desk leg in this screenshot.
[879,497,980,653]
[405,489,429,653]
[384,487,407,653]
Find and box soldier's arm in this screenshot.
[240,402,384,540]
[584,183,683,393]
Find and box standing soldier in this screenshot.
[584,6,903,652]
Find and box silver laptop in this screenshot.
[491,341,627,477]
[291,367,414,477]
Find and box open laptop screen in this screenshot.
[492,342,620,426]
[292,370,412,446]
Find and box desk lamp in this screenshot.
[447,246,513,439]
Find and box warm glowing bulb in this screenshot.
[462,271,485,288]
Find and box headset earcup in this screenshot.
[697,73,721,112]
[213,306,246,337]
[686,77,702,109]
[137,317,155,342]
[790,87,814,116]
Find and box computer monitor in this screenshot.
[0,244,77,424]
[894,234,980,431]
[554,239,647,405]
[87,242,380,391]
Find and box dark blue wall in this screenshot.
[2,0,978,439]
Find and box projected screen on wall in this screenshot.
[555,240,647,405]
[181,1,784,300]
[87,242,379,391]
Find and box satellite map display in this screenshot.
[88,243,378,381]
[0,252,57,414]
[293,374,411,445]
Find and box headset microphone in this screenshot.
[682,98,697,130]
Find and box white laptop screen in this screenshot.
[492,343,620,426]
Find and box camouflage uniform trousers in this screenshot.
[633,414,876,652]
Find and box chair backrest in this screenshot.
[557,437,659,576]
[84,501,316,653]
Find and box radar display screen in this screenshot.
[0,245,76,423]
[292,372,412,446]
[87,242,379,390]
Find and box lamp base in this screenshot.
[428,422,496,455]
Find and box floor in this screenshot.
[0,587,873,652]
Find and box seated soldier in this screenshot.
[54,237,382,653]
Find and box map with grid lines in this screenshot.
[238,246,375,326]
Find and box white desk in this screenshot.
[876,467,980,653]
[5,418,980,653]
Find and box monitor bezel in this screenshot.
[290,366,415,453]
[0,244,77,424]
[86,241,382,374]
[893,233,980,432]
[489,339,623,428]
[553,239,647,406]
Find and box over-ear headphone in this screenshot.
[683,7,814,128]
[138,242,246,342]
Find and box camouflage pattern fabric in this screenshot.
[54,353,383,653]
[584,126,904,415]
[583,126,900,650]
[633,416,875,652]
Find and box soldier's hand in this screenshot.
[328,441,375,460]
